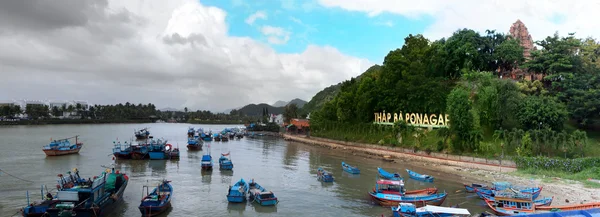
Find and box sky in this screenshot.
[1,0,599,112]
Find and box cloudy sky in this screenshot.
[1,0,598,112]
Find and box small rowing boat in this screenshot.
[406,169,434,182]
[227,179,249,203]
[248,179,278,206]
[342,162,360,174]
[378,167,403,181]
[139,180,173,217]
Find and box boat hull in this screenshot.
[43,144,82,156]
[536,202,600,211]
[113,152,131,159]
[46,179,128,217]
[227,195,246,203]
[201,164,213,170]
[187,145,202,151]
[148,152,166,160]
[139,201,171,217]
[220,163,233,170]
[254,197,278,206]
[369,192,447,207]
[136,135,149,140]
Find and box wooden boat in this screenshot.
[21,185,60,217]
[201,154,213,170]
[406,169,434,182]
[371,180,437,196]
[484,196,536,216]
[378,167,403,181]
[391,203,470,217]
[186,137,203,151]
[342,162,360,174]
[219,152,233,170]
[476,185,543,200]
[167,147,179,160]
[131,144,149,160]
[248,179,278,206]
[45,168,129,217]
[139,180,172,217]
[480,191,553,206]
[187,127,195,137]
[227,178,249,203]
[536,202,600,211]
[135,128,150,139]
[317,167,334,182]
[463,183,487,193]
[42,136,83,156]
[370,190,447,207]
[112,141,132,159]
[214,133,221,141]
[221,134,229,142]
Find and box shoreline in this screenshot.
[0,119,247,125]
[284,134,600,206]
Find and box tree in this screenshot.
[495,39,524,73]
[184,107,188,113]
[517,95,568,131]
[51,106,61,117]
[446,87,475,152]
[283,104,298,123]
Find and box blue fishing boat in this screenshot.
[135,128,150,139]
[167,146,179,160]
[317,167,334,182]
[248,179,278,206]
[227,178,249,203]
[187,127,195,137]
[391,203,471,217]
[476,183,542,200]
[342,162,360,174]
[517,208,600,217]
[21,185,60,217]
[463,183,487,193]
[139,180,172,217]
[378,167,403,181]
[199,129,212,141]
[219,152,233,170]
[484,192,536,215]
[44,168,129,217]
[214,133,221,141]
[43,136,83,156]
[406,169,434,182]
[112,140,132,160]
[131,143,149,160]
[147,138,168,160]
[370,189,448,207]
[186,136,203,151]
[479,191,553,206]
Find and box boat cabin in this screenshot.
[490,195,535,215]
[374,180,405,194]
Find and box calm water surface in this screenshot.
[0,123,488,217]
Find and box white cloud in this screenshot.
[0,0,372,112]
[245,10,267,25]
[317,0,600,41]
[261,25,291,45]
[375,21,394,27]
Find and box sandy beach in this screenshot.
[284,134,600,206]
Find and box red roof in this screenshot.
[377,180,404,185]
[291,119,310,128]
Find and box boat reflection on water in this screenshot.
[227,200,247,215]
[114,159,148,174]
[341,171,360,179]
[148,160,167,172]
[201,170,212,184]
[252,202,278,213]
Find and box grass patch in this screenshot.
[514,167,600,188]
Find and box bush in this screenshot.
[514,156,600,173]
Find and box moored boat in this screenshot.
[484,194,536,216]
[147,138,168,160]
[187,127,195,137]
[112,140,132,160]
[342,162,360,174]
[391,203,471,217]
[317,167,334,182]
[219,152,233,170]
[370,190,447,207]
[131,144,149,160]
[42,136,83,156]
[186,137,203,151]
[536,202,600,211]
[227,178,249,203]
[139,180,173,217]
[214,133,221,141]
[464,183,487,193]
[371,179,437,196]
[135,128,150,140]
[45,168,129,217]
[480,192,553,207]
[406,169,434,182]
[201,154,213,170]
[21,186,59,217]
[248,179,278,206]
[476,185,543,200]
[167,146,179,160]
[378,167,403,181]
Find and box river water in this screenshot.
[0,123,488,217]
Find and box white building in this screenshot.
[269,114,284,125]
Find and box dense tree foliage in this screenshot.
[311,28,600,157]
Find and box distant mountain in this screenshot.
[287,98,307,108]
[272,100,288,107]
[302,64,381,114]
[238,103,284,116]
[223,106,243,114]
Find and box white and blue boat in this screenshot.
[378,167,403,181]
[341,162,360,174]
[187,127,195,137]
[219,152,233,170]
[135,128,150,140]
[187,136,203,151]
[147,138,168,160]
[392,203,470,217]
[406,169,434,182]
[248,179,278,206]
[317,167,334,182]
[139,180,172,216]
[227,178,249,203]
